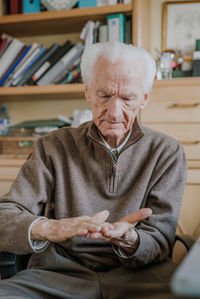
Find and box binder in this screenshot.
[23,0,41,14]
[107,13,125,43]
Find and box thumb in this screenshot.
[92,210,110,222]
[118,208,152,224]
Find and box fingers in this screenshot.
[103,222,130,239]
[118,208,152,224]
[92,210,110,222]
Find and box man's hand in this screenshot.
[30,210,113,242]
[87,208,152,248]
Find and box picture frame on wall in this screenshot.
[162,1,200,54]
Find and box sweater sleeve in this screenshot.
[113,142,187,268]
[0,137,54,254]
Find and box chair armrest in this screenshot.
[174,234,195,251]
[0,252,17,279]
[0,252,31,279]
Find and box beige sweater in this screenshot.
[0,120,187,269]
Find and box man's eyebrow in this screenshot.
[121,92,137,98]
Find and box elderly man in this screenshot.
[0,41,186,298]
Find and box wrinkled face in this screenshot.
[85,58,149,143]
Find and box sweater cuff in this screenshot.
[112,229,140,259]
[28,217,50,253]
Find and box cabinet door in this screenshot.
[142,123,200,160]
[142,85,200,123]
[0,161,24,197]
[178,168,200,238]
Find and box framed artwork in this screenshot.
[162,1,200,54]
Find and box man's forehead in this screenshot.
[94,57,144,81]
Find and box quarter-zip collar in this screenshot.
[87,117,145,152]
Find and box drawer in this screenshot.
[0,181,13,197]
[142,85,200,123]
[144,124,200,160]
[178,184,200,237]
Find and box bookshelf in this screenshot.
[0,0,150,103]
[1,77,200,102]
[0,3,132,36]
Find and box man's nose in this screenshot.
[106,98,123,120]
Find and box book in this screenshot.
[0,37,24,78]
[125,17,132,44]
[37,42,84,86]
[0,37,9,55]
[9,0,19,14]
[59,62,81,84]
[0,45,31,86]
[28,40,73,85]
[4,43,40,87]
[12,46,47,86]
[16,43,59,86]
[98,24,107,42]
[0,0,9,15]
[41,0,78,11]
[107,13,125,42]
[23,0,41,13]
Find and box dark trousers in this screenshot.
[0,255,179,299]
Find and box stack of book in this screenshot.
[0,34,84,87]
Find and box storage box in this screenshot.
[0,136,37,158]
[78,0,97,8]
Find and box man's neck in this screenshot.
[105,133,129,149]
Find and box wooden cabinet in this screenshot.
[0,159,25,197]
[141,78,200,238]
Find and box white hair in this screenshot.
[80,41,156,94]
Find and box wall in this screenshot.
[150,0,188,58]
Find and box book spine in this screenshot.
[17,43,59,86]
[37,42,84,86]
[0,38,24,78]
[5,45,40,87]
[0,46,31,86]
[107,13,125,43]
[9,0,19,14]
[32,41,73,84]
[13,47,47,86]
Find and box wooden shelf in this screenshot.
[0,83,85,100]
[1,78,200,101]
[0,3,132,36]
[153,77,200,88]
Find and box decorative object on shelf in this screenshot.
[41,0,78,11]
[162,1,200,56]
[78,0,97,8]
[0,106,11,136]
[98,0,117,5]
[23,0,41,14]
[193,39,200,77]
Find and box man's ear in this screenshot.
[140,94,149,109]
[85,87,91,103]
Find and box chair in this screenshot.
[0,234,195,280]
